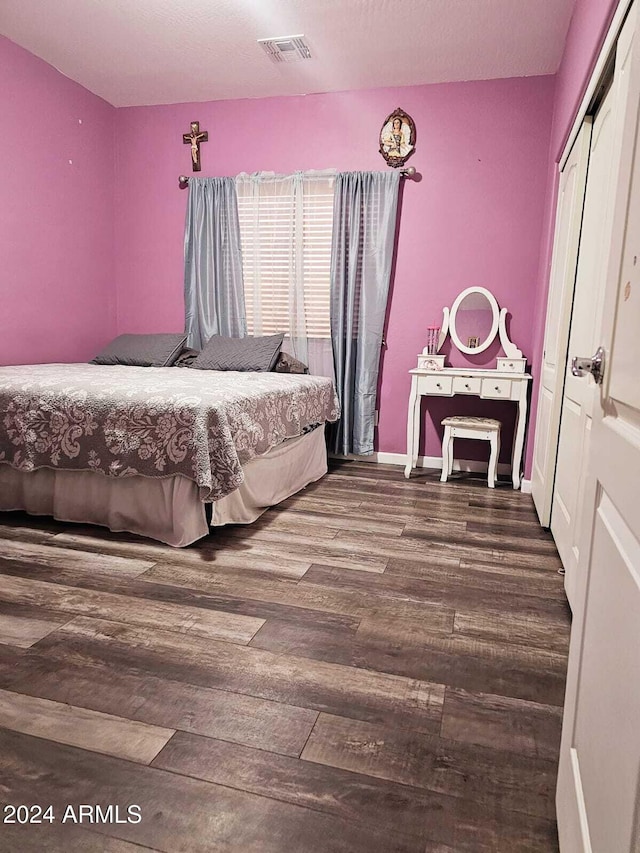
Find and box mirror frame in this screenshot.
[448,286,500,355]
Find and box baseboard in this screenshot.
[331,451,512,477]
[520,479,532,494]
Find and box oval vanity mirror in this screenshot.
[449,286,500,355]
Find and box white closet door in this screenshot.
[551,78,619,610]
[556,4,640,851]
[531,124,591,526]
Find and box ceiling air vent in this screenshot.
[258,35,312,63]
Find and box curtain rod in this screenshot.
[178,166,417,186]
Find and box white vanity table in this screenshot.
[404,287,531,489]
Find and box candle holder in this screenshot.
[425,326,441,355]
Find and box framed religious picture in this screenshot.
[379,108,416,168]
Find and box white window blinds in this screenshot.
[235,171,335,346]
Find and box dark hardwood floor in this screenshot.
[0,460,570,852]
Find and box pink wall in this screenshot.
[526,0,620,476]
[1,4,620,473]
[115,76,555,463]
[550,0,620,161]
[0,37,116,366]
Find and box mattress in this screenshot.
[0,363,339,501]
[0,427,327,547]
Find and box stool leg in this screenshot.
[448,437,454,476]
[488,431,498,488]
[441,428,450,483]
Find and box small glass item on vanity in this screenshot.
[426,326,440,355]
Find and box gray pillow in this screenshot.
[191,333,284,372]
[91,333,187,367]
[273,351,309,374]
[173,347,200,368]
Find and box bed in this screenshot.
[0,363,339,546]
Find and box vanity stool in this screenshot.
[440,416,501,488]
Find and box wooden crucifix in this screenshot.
[182,121,208,172]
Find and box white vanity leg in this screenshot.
[488,431,499,488]
[440,426,451,482]
[511,389,528,489]
[404,377,421,478]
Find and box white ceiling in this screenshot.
[1,0,576,107]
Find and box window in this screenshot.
[236,172,335,340]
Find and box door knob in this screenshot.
[571,346,605,384]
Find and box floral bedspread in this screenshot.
[0,364,340,500]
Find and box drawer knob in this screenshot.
[436,383,442,388]
[495,386,501,392]
[464,383,470,389]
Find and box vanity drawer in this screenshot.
[482,378,512,398]
[453,376,482,395]
[417,354,446,369]
[420,375,453,395]
[496,357,527,373]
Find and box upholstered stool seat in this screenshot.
[440,416,501,488]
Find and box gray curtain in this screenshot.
[184,177,246,349]
[330,170,400,455]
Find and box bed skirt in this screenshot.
[0,427,327,547]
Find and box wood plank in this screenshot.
[249,616,362,665]
[277,492,365,513]
[440,687,563,761]
[293,498,512,530]
[337,529,562,571]
[0,551,337,630]
[0,524,59,544]
[228,514,342,540]
[468,495,540,519]
[0,605,69,648]
[51,528,312,579]
[209,529,389,574]
[301,713,557,820]
[143,561,454,628]
[303,565,569,622]
[403,524,561,557]
[153,732,559,852]
[0,643,27,688]
[248,588,565,705]
[216,524,445,565]
[0,688,173,763]
[326,463,402,481]
[0,728,424,853]
[355,613,455,646]
[8,654,318,758]
[454,609,571,655]
[451,503,546,524]
[34,617,446,733]
[352,625,568,706]
[466,517,556,541]
[0,824,157,853]
[267,505,406,537]
[276,497,442,527]
[384,556,563,599]
[0,537,154,578]
[0,573,264,645]
[302,482,420,508]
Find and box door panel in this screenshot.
[571,491,640,853]
[551,82,617,606]
[608,106,640,413]
[532,124,591,525]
